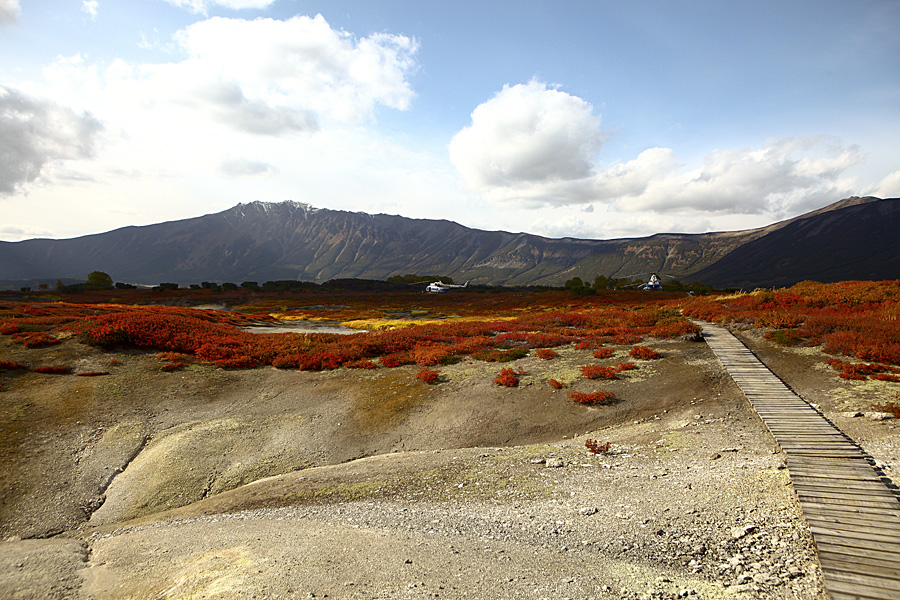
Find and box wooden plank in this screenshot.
[825,570,900,594]
[809,524,900,545]
[807,518,900,540]
[818,551,900,577]
[800,502,900,520]
[812,532,900,554]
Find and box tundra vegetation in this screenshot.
[2,280,899,398]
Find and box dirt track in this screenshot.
[1,328,898,599]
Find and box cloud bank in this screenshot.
[452,82,863,218]
[0,86,102,194]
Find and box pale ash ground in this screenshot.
[1,328,898,600]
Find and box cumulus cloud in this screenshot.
[82,1,99,20]
[449,80,603,203]
[452,85,862,218]
[0,85,103,195]
[170,15,417,124]
[48,15,417,138]
[163,0,276,14]
[0,0,20,25]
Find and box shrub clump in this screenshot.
[534,348,558,360]
[416,368,440,384]
[629,345,660,360]
[592,347,615,359]
[494,367,519,387]
[32,365,71,374]
[567,389,617,405]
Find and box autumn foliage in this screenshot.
[567,389,617,405]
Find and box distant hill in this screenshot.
[690,197,900,288]
[0,196,896,289]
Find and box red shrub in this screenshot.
[0,360,26,370]
[0,322,22,335]
[108,359,123,366]
[581,364,619,380]
[585,439,611,454]
[77,371,110,377]
[871,401,900,418]
[873,374,900,382]
[534,348,558,360]
[346,359,377,369]
[494,367,519,387]
[629,346,660,360]
[416,368,440,384]
[33,365,71,374]
[548,378,565,389]
[160,362,184,371]
[614,362,637,371]
[568,389,617,405]
[592,347,615,359]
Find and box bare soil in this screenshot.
[1,326,897,600]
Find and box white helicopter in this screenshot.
[425,280,469,293]
[620,272,675,291]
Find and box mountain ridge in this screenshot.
[0,196,896,288]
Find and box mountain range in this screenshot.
[0,196,897,290]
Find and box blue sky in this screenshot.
[1,0,898,242]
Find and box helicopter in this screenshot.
[425,280,469,293]
[619,272,676,291]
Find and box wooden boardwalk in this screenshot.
[699,323,900,600]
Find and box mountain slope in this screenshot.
[0,202,746,286]
[690,197,900,288]
[0,197,895,288]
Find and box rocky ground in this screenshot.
[1,324,898,600]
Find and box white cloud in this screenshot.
[163,0,276,14]
[451,86,863,219]
[449,81,604,204]
[0,0,19,26]
[623,137,862,216]
[869,169,900,198]
[0,85,103,195]
[82,1,99,20]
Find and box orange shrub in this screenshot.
[581,365,619,380]
[416,368,440,384]
[548,378,565,389]
[592,347,615,359]
[494,368,518,387]
[629,346,660,360]
[568,389,616,405]
[534,348,558,360]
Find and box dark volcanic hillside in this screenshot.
[0,196,895,288]
[690,197,900,288]
[0,202,749,287]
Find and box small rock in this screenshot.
[865,412,894,421]
[579,507,598,516]
[841,411,863,418]
[710,452,721,460]
[545,458,565,468]
[732,525,757,540]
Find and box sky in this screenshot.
[1,0,899,243]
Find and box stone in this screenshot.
[865,412,894,421]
